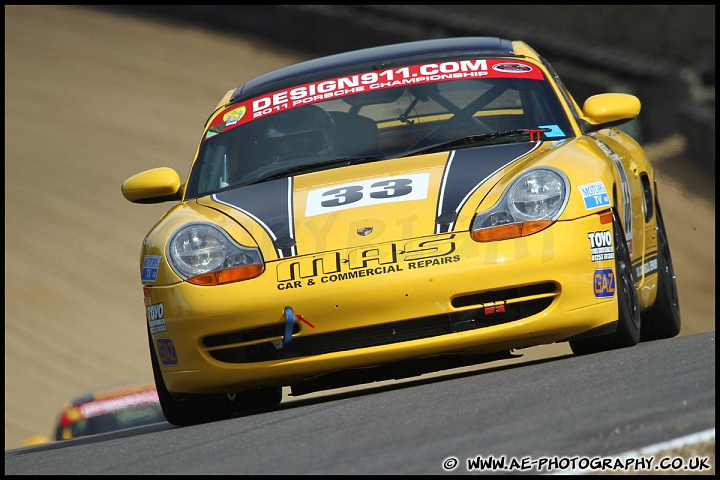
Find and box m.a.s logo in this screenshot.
[593,268,616,298]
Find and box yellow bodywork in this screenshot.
[139,133,660,395]
[125,39,663,397]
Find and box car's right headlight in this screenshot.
[471,167,569,242]
[167,222,264,285]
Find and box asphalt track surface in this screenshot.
[4,5,715,467]
[5,333,715,474]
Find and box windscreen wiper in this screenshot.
[404,128,551,157]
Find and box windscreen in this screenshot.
[185,58,573,199]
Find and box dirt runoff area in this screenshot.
[4,5,715,451]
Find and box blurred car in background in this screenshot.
[23,382,166,444]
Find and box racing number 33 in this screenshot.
[305,173,430,217]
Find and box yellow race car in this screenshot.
[122,37,680,426]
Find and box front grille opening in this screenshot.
[451,282,557,308]
[209,315,452,364]
[206,283,556,364]
[204,323,300,348]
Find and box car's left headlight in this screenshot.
[471,167,569,242]
[167,222,264,285]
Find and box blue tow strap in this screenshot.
[283,306,296,345]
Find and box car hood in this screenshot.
[196,141,556,261]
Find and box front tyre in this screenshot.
[570,209,641,355]
[640,199,681,341]
[148,332,235,427]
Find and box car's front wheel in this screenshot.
[148,333,235,426]
[570,210,641,355]
[148,332,283,427]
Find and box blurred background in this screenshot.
[96,5,715,170]
[5,5,714,451]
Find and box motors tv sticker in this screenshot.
[593,268,616,298]
[142,255,161,282]
[578,182,610,210]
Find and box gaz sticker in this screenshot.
[593,268,616,298]
[156,338,178,366]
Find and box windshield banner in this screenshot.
[206,59,543,138]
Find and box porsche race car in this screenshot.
[24,383,165,444]
[121,37,681,427]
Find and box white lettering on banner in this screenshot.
[249,60,536,118]
[209,58,543,135]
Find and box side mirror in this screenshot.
[121,167,182,204]
[579,93,641,134]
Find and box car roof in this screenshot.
[230,37,517,104]
[67,382,156,407]
[57,383,159,426]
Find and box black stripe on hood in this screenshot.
[435,142,540,233]
[213,177,296,258]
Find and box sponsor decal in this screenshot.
[593,268,616,298]
[141,255,161,282]
[578,182,611,210]
[157,338,178,366]
[588,230,615,262]
[595,140,633,254]
[147,302,167,334]
[492,62,534,73]
[305,173,429,217]
[206,58,544,136]
[538,124,565,138]
[635,255,659,279]
[275,234,460,289]
[222,106,246,126]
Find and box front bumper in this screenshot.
[145,214,617,394]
